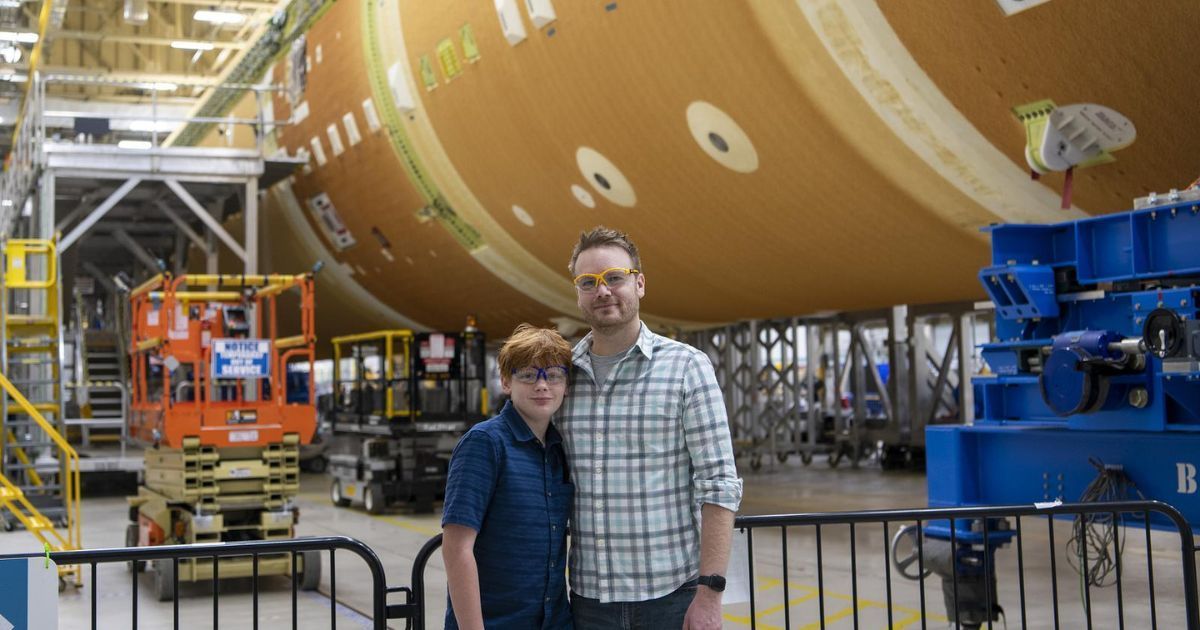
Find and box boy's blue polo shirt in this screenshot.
[442,401,574,629]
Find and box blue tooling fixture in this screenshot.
[931,197,1200,521]
[893,197,1200,627]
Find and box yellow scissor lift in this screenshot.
[327,329,488,514]
[0,239,83,588]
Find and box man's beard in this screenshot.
[584,300,635,333]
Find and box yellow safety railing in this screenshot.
[129,273,165,299]
[181,273,307,288]
[2,239,57,290]
[0,370,82,584]
[333,330,416,420]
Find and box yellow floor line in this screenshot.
[724,591,820,625]
[372,514,441,536]
[797,604,858,630]
[722,579,950,628]
[722,616,784,630]
[299,491,441,536]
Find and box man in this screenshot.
[559,226,743,629]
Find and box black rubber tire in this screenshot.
[308,456,327,474]
[154,559,175,602]
[300,550,321,591]
[365,483,386,515]
[330,479,351,507]
[126,524,145,573]
[800,452,814,466]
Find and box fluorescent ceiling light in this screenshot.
[1,200,12,207]
[118,140,153,150]
[194,10,246,25]
[142,82,177,92]
[170,40,214,51]
[129,120,178,133]
[0,31,38,44]
[0,73,27,83]
[0,1,22,9]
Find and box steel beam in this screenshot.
[112,228,163,273]
[958,312,976,424]
[81,262,119,294]
[36,171,55,239]
[58,177,141,251]
[164,178,246,262]
[173,231,187,275]
[53,195,96,235]
[154,200,206,250]
[205,231,218,275]
[244,176,258,275]
[54,31,248,50]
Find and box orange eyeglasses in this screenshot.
[572,267,639,293]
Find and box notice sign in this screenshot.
[212,339,271,379]
[419,334,456,374]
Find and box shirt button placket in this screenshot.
[593,399,607,597]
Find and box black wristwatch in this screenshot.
[697,574,726,592]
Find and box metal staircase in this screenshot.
[67,331,128,449]
[0,239,81,585]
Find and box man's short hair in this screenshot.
[568,226,642,276]
[497,324,573,381]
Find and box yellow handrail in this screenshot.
[136,337,164,352]
[0,370,82,582]
[331,329,414,345]
[3,240,57,290]
[130,273,166,299]
[275,335,308,349]
[0,475,69,549]
[181,274,306,288]
[148,291,245,302]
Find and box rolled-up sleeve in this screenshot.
[682,351,743,512]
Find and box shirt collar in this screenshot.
[499,400,563,446]
[572,321,655,367]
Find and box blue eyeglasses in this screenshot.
[512,366,569,385]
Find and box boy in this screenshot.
[442,324,575,629]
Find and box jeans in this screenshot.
[570,581,697,630]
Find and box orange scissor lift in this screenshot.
[125,272,321,601]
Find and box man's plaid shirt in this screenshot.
[559,322,743,603]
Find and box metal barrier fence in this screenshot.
[732,501,1198,630]
[2,535,415,629]
[3,501,1196,628]
[404,501,1197,630]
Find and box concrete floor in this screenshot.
[1,456,1194,629]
